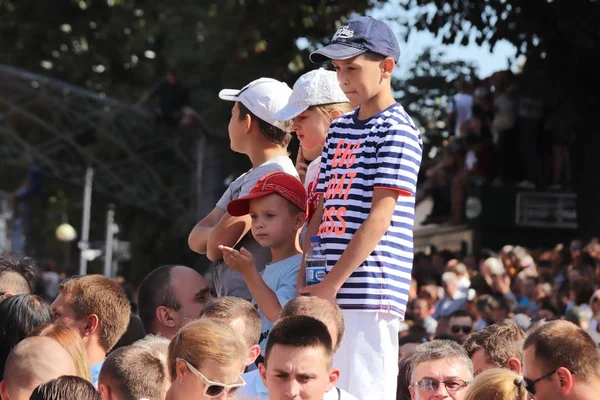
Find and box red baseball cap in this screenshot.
[227,172,307,217]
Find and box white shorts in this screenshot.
[333,311,400,400]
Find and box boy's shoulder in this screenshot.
[230,156,298,187]
[331,103,419,136]
[370,103,417,130]
[266,254,302,270]
[252,155,298,177]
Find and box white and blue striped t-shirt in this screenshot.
[316,103,422,318]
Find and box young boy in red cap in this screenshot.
[219,171,306,352]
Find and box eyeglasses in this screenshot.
[412,378,470,392]
[523,369,558,396]
[177,358,246,398]
[451,325,473,334]
[592,297,600,303]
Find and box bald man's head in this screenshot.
[0,337,76,400]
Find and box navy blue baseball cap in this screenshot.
[310,16,401,64]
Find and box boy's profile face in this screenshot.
[332,54,391,107]
[248,194,304,249]
[228,102,248,153]
[259,344,339,400]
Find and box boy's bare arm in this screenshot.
[219,246,282,321]
[296,196,324,291]
[205,213,252,261]
[188,207,226,254]
[300,188,399,299]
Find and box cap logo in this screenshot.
[332,25,354,41]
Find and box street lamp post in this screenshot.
[104,204,116,278]
[79,167,93,276]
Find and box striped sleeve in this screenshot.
[375,125,422,196]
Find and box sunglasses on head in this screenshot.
[177,358,245,398]
[451,325,472,334]
[523,369,557,396]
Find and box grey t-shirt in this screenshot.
[212,156,298,300]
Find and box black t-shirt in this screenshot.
[149,79,190,116]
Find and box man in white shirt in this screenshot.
[433,272,468,319]
[447,81,474,137]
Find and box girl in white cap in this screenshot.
[273,68,354,229]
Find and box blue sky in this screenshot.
[394,29,517,79]
[368,2,518,79]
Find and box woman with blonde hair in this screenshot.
[28,323,91,382]
[464,368,530,400]
[166,318,246,400]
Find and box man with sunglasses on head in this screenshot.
[447,310,474,344]
[522,320,600,400]
[409,340,473,400]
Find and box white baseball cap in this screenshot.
[219,78,292,130]
[273,68,349,123]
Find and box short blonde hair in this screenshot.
[167,319,246,379]
[29,323,91,381]
[279,297,344,351]
[58,275,130,352]
[464,368,528,400]
[200,296,261,348]
[100,346,167,400]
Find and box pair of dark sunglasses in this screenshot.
[524,369,557,395]
[451,324,472,334]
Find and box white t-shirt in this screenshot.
[448,93,473,136]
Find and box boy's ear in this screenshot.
[294,212,306,230]
[259,363,268,386]
[382,57,395,77]
[326,368,340,392]
[244,113,253,134]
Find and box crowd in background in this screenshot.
[419,70,573,226]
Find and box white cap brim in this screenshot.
[273,103,309,124]
[218,89,241,101]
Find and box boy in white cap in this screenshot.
[188,78,298,301]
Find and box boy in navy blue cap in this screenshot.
[299,16,423,399]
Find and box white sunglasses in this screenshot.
[177,358,246,398]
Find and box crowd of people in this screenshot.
[419,68,573,226]
[0,14,597,400]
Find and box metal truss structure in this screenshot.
[0,65,212,220]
